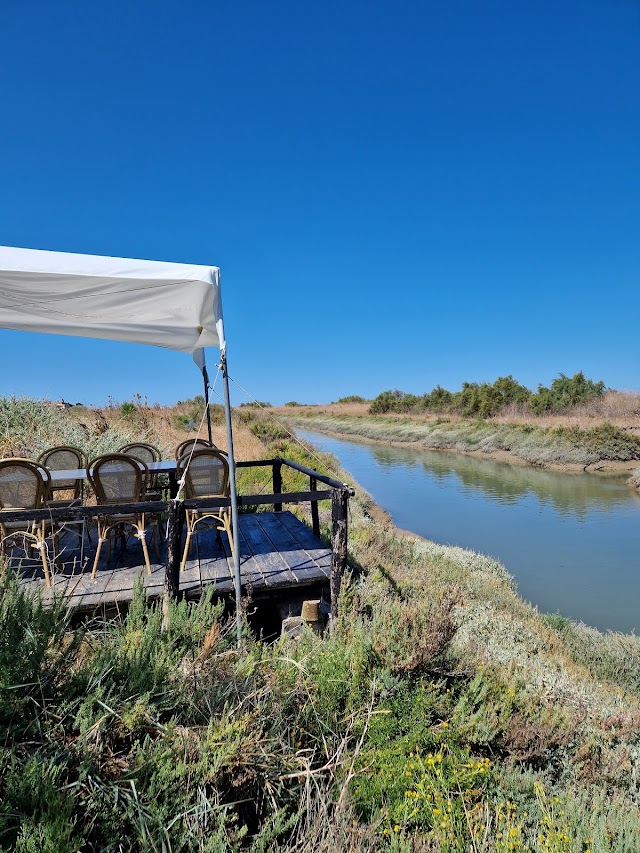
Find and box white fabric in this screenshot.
[0,245,224,354]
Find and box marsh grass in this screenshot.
[627,468,640,490]
[0,395,267,466]
[5,408,640,849]
[284,412,640,467]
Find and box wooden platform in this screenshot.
[15,511,331,611]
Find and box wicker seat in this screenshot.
[87,454,160,577]
[119,443,162,500]
[177,448,234,572]
[0,458,57,586]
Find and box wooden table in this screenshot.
[48,459,178,482]
[49,459,180,496]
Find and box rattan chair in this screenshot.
[37,446,86,505]
[119,443,162,500]
[0,458,56,586]
[177,448,234,572]
[38,445,87,547]
[87,453,160,577]
[175,437,214,459]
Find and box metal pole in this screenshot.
[220,347,243,645]
[202,362,213,444]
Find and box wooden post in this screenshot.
[330,487,349,624]
[273,460,283,512]
[310,475,320,538]
[163,499,184,629]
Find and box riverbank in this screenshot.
[5,400,640,849]
[280,409,640,476]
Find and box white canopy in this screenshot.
[0,245,224,357]
[0,243,243,638]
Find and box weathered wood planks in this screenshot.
[15,511,332,611]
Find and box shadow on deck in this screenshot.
[17,511,331,612]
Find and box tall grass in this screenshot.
[285,412,640,467]
[4,409,640,849]
[0,396,136,460]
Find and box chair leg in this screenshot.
[138,529,152,575]
[224,514,235,561]
[180,531,193,573]
[92,523,107,578]
[38,539,51,588]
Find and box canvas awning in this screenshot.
[0,243,243,640]
[0,245,224,358]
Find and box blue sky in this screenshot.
[1,0,638,405]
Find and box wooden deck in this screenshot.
[16,511,331,611]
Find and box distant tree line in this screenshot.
[369,372,607,418]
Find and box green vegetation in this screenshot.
[4,404,640,849]
[119,400,137,418]
[334,395,369,404]
[369,372,606,417]
[0,395,137,460]
[285,412,640,468]
[174,398,225,432]
[530,373,606,414]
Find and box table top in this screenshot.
[49,459,178,482]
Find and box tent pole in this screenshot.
[220,347,243,646]
[201,361,213,444]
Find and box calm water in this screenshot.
[297,429,640,633]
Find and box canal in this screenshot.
[297,429,640,633]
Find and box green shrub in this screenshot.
[529,371,606,413]
[555,422,640,460]
[368,373,606,419]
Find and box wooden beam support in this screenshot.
[164,499,184,601]
[330,487,349,624]
[273,460,283,513]
[310,475,320,538]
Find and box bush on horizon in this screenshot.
[334,395,369,404]
[369,372,607,418]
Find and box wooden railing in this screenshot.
[0,457,354,618]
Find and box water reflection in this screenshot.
[367,443,638,519]
[297,429,640,633]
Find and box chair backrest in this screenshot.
[0,458,48,510]
[88,454,147,505]
[177,449,229,499]
[37,446,85,497]
[175,438,214,460]
[119,443,161,465]
[119,444,161,491]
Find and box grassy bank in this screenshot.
[281,411,640,470]
[4,403,640,849]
